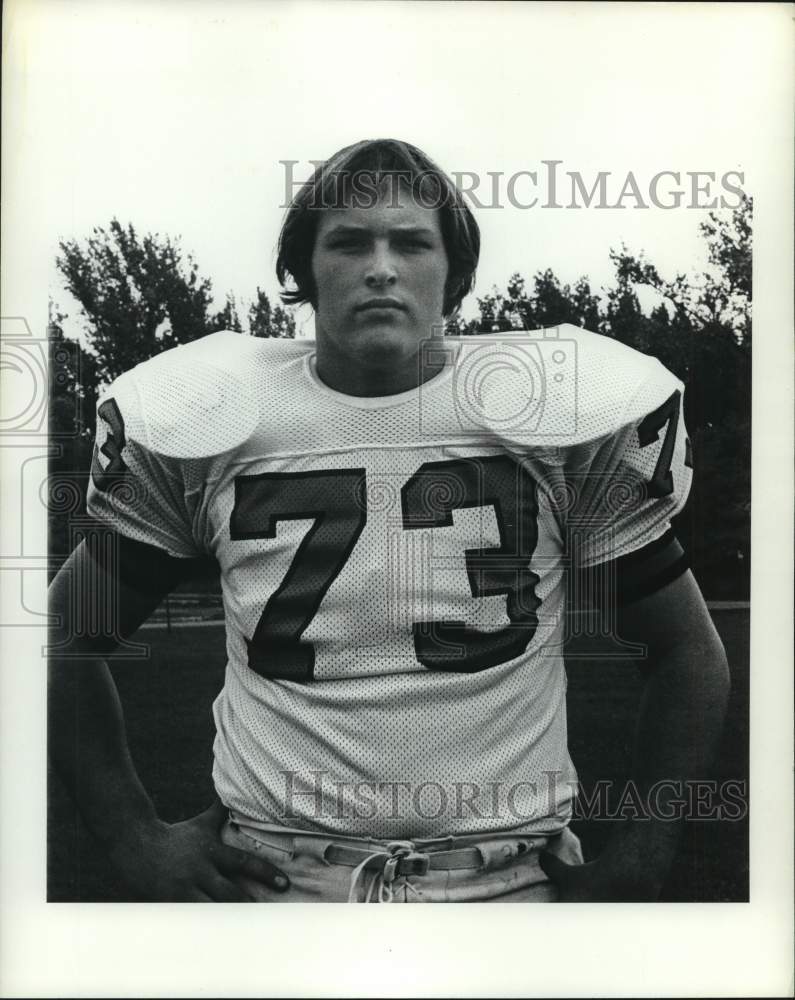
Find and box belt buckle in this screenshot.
[397,851,430,877]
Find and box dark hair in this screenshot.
[276,138,480,317]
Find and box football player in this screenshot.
[48,139,730,902]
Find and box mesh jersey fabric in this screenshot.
[86,325,692,838]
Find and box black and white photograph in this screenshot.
[1,1,792,996]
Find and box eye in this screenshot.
[328,235,369,252]
[397,237,432,253]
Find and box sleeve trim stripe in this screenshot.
[611,527,677,569]
[617,553,690,606]
[572,530,689,610]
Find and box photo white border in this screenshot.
[1,2,792,996]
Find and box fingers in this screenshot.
[214,844,290,892]
[167,872,255,903]
[202,875,255,903]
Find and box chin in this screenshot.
[349,325,421,364]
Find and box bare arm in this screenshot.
[542,569,731,900]
[48,534,289,900]
[48,536,178,846]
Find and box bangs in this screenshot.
[311,142,449,212]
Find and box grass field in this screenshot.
[47,609,749,902]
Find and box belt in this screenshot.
[229,817,551,903]
[322,837,547,903]
[328,840,482,877]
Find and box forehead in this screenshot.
[315,185,443,238]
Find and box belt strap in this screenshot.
[326,842,483,876]
[232,818,549,879]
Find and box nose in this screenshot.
[364,243,397,288]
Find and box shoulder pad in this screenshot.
[100,331,265,458]
[557,324,680,434]
[449,325,678,445]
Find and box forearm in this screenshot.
[48,655,160,847]
[46,536,184,847]
[603,633,731,894]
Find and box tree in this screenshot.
[607,193,752,348]
[48,304,100,570]
[248,287,296,338]
[212,293,243,333]
[444,313,478,335]
[56,219,221,384]
[468,270,604,335]
[700,192,752,336]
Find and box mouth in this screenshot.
[355,298,407,312]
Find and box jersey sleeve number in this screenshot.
[91,398,129,493]
[637,389,688,498]
[230,456,541,682]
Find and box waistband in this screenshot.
[227,810,564,851]
[227,811,560,903]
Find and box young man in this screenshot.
[48,139,729,903]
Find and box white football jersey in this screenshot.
[87,326,692,838]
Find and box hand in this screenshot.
[107,799,290,901]
[539,850,663,902]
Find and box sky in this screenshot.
[3,1,786,341]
